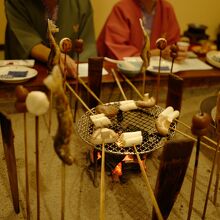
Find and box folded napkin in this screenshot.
[0,59,35,67]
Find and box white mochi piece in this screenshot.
[26,91,49,116]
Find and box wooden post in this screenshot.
[152,139,194,220]
[0,112,20,213]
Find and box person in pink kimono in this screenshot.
[97,0,186,61]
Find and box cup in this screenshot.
[177,41,190,52]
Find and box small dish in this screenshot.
[206,50,220,68]
[0,65,38,83]
[117,61,142,77]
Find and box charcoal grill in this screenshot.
[77,103,176,155]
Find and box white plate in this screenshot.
[206,50,220,68]
[0,59,35,67]
[147,56,179,74]
[0,66,38,83]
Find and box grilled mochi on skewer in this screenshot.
[90,113,111,128]
[136,93,156,108]
[91,128,118,145]
[119,100,137,112]
[119,131,143,147]
[155,106,180,136]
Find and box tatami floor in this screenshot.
[0,83,220,220]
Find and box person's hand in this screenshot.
[59,53,77,78]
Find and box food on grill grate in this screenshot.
[95,104,119,117]
[90,113,112,128]
[136,93,156,108]
[91,128,118,145]
[119,131,143,147]
[119,100,137,111]
[77,104,176,155]
[155,106,179,136]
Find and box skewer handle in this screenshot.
[66,82,93,114]
[111,69,127,100]
[24,113,30,220]
[214,92,220,204]
[134,145,163,220]
[100,142,105,220]
[35,116,40,220]
[78,77,103,105]
[188,112,211,220]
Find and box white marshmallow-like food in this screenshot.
[90,113,111,128]
[155,106,180,136]
[119,100,137,111]
[119,131,143,147]
[91,128,118,145]
[26,91,49,116]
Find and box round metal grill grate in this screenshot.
[77,103,176,155]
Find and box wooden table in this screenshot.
[0,60,220,100]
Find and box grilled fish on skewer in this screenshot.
[44,65,74,165]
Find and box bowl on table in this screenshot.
[117,61,142,78]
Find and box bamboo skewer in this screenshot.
[134,145,164,220]
[78,77,103,105]
[202,138,220,219]
[73,59,79,122]
[111,69,127,101]
[155,38,167,105]
[59,42,71,220]
[187,112,211,220]
[118,72,219,152]
[118,73,143,100]
[35,116,40,220]
[100,142,105,220]
[70,73,216,154]
[61,163,65,220]
[111,68,163,219]
[66,82,93,114]
[67,79,105,218]
[48,91,53,134]
[139,18,150,95]
[24,113,30,220]
[155,50,162,105]
[170,44,178,74]
[187,136,201,220]
[199,93,220,218]
[214,151,220,205]
[213,92,220,205]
